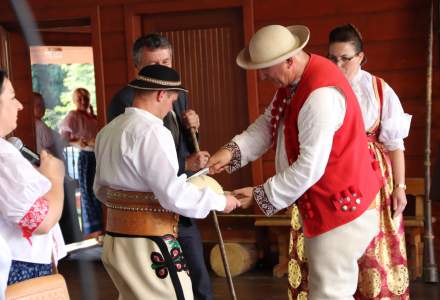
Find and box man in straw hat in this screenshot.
[94,64,240,300]
[208,24,383,299]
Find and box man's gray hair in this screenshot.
[132,33,173,68]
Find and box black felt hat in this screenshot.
[128,64,188,92]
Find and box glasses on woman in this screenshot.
[327,53,358,64]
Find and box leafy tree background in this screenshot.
[31,63,96,130]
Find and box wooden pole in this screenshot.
[423,0,439,283]
[190,128,238,300]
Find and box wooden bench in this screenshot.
[254,216,290,277]
[404,177,426,279]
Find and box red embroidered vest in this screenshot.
[282,54,383,237]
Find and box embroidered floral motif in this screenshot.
[222,141,241,173]
[151,252,168,279]
[253,185,278,216]
[164,235,188,274]
[18,197,49,244]
[151,235,189,279]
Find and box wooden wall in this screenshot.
[0,0,439,262]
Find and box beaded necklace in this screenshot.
[270,84,296,149]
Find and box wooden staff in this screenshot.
[423,0,439,283]
[190,128,238,300]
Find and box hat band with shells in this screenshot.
[136,75,182,87]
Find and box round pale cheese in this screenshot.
[188,175,223,194]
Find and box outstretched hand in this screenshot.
[232,187,254,209]
[223,194,241,213]
[207,148,232,174]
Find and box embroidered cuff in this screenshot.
[18,197,49,244]
[253,185,278,216]
[222,141,241,173]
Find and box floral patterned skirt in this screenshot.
[355,143,409,299]
[7,260,52,285]
[101,233,193,300]
[288,204,308,300]
[78,150,103,235]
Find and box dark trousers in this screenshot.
[178,217,212,300]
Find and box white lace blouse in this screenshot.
[350,69,412,151]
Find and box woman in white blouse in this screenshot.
[0,69,66,285]
[328,24,411,299]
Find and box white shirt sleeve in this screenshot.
[131,127,226,219]
[263,87,346,211]
[232,94,275,166]
[379,82,412,151]
[0,147,51,224]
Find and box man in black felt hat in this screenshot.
[93,64,240,300]
[108,34,214,300]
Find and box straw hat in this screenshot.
[128,64,188,92]
[236,25,310,70]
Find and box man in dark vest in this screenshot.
[107,34,213,300]
[208,24,383,299]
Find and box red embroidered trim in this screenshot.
[18,197,49,244]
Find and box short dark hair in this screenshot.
[329,24,363,54]
[0,69,7,94]
[132,34,173,68]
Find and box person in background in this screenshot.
[33,92,55,155]
[0,69,66,285]
[328,24,411,299]
[107,34,213,300]
[59,88,101,239]
[33,91,82,244]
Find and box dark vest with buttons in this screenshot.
[282,54,383,237]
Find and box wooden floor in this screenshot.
[59,247,440,300]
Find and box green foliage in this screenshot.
[31,64,66,109]
[31,63,96,130]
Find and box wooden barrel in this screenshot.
[209,242,257,277]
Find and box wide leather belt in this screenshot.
[102,188,179,237]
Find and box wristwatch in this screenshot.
[394,183,407,190]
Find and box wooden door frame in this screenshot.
[124,0,263,185]
[0,26,12,77]
[4,4,107,129]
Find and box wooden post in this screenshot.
[423,0,439,283]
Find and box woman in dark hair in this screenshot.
[328,24,411,299]
[59,87,101,238]
[0,69,66,289]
